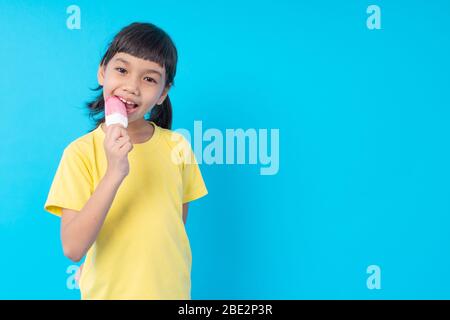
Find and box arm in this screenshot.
[61,171,124,262]
[182,203,189,225]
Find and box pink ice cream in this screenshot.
[105,96,128,128]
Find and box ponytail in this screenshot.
[149,95,172,130]
[85,86,104,133]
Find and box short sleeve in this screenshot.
[44,143,93,217]
[180,137,208,203]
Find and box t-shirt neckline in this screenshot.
[96,121,161,149]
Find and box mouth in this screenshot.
[125,103,139,114]
[114,96,139,114]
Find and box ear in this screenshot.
[97,64,105,86]
[157,84,172,105]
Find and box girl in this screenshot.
[44,22,208,300]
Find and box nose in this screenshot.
[123,77,140,95]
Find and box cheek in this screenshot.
[104,77,115,88]
[143,91,161,105]
[103,71,121,87]
[139,101,157,115]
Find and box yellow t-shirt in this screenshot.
[44,121,208,299]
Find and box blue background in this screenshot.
[1,0,450,299]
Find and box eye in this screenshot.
[144,77,157,84]
[115,67,127,74]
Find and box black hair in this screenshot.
[85,22,177,131]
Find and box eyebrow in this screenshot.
[114,57,163,77]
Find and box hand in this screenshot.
[103,124,133,180]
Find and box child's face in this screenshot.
[97,52,170,123]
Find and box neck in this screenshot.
[127,118,151,133]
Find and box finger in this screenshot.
[109,125,123,142]
[114,136,130,148]
[119,142,133,153]
[105,123,119,135]
[119,127,129,138]
[116,134,131,144]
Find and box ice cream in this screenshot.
[105,96,128,128]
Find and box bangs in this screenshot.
[101,23,177,84]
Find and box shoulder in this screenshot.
[63,128,97,161]
[158,126,191,150]
[156,126,193,165]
